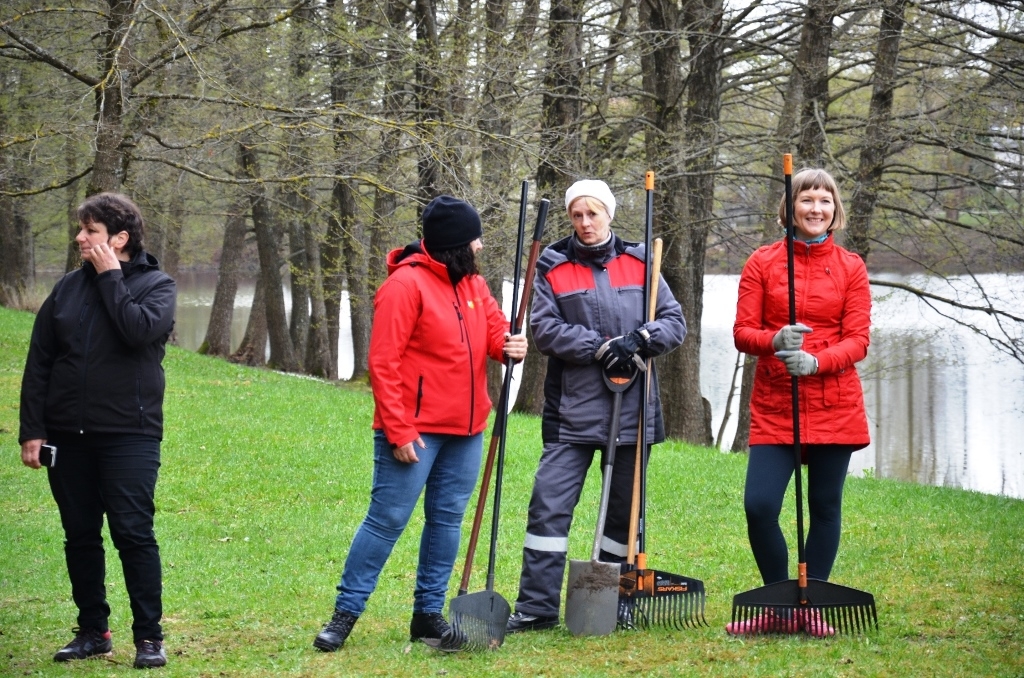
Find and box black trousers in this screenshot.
[46,433,163,642]
[744,443,855,585]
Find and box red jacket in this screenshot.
[369,242,508,447]
[733,236,871,447]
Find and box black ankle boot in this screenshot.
[313,610,358,652]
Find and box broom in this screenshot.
[729,154,877,636]
[618,172,706,630]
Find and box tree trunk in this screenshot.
[638,0,716,444]
[478,0,540,406]
[514,0,584,416]
[161,190,183,279]
[287,219,310,364]
[796,0,842,167]
[0,101,32,306]
[303,219,334,379]
[86,0,140,195]
[231,274,268,367]
[239,139,298,372]
[200,203,248,357]
[846,0,908,263]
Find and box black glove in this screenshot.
[595,328,650,371]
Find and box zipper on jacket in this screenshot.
[415,376,424,417]
[452,289,475,435]
[78,298,97,434]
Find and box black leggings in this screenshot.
[744,444,854,585]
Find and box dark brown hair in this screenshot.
[77,192,146,257]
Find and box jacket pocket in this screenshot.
[822,374,840,407]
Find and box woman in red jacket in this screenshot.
[729,168,871,638]
[313,195,526,653]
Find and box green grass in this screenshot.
[1,305,1022,677]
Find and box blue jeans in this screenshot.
[334,430,483,616]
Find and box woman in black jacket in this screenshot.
[19,193,176,669]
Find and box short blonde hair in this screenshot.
[567,196,611,219]
[777,168,847,232]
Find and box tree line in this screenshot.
[1,0,1021,450]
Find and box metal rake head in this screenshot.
[618,569,707,630]
[448,610,506,651]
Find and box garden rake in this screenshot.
[449,185,550,650]
[730,154,877,636]
[618,173,706,630]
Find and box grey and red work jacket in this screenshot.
[531,233,686,446]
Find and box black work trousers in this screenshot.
[46,433,163,642]
[744,443,855,585]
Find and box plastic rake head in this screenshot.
[617,569,707,630]
[730,579,878,636]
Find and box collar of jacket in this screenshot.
[553,231,637,265]
[82,249,159,279]
[789,234,836,258]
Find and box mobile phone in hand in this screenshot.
[39,444,57,468]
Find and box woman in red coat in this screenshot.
[729,168,871,637]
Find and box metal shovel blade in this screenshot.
[448,589,511,650]
[565,559,621,636]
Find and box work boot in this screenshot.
[725,609,799,635]
[506,611,559,633]
[313,610,358,652]
[410,612,466,652]
[133,639,167,668]
[53,627,113,662]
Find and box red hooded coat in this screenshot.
[733,236,871,448]
[369,242,508,448]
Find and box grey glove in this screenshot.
[772,323,812,351]
[774,350,818,376]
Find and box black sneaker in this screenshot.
[506,611,558,633]
[133,639,167,669]
[313,610,358,652]
[410,612,466,652]
[53,627,113,662]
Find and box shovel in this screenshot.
[448,185,550,650]
[565,362,639,637]
[730,154,877,636]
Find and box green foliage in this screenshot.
[1,306,1022,676]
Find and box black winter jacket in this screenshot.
[19,251,176,442]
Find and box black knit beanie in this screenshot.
[422,195,482,252]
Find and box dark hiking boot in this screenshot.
[506,611,558,633]
[410,612,466,652]
[53,627,113,662]
[133,639,167,668]
[313,610,358,652]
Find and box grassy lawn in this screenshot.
[1,305,1022,677]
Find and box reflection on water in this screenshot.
[701,274,1023,500]
[170,270,1023,499]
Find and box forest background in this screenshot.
[1,0,1021,450]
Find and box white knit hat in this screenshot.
[565,180,616,220]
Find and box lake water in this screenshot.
[172,271,1024,500]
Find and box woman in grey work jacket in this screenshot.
[506,179,687,633]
